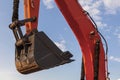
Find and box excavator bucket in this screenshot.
[15,31,73,74]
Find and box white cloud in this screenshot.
[113,26,120,39]
[42,0,54,9]
[96,21,107,28]
[117,78,120,80]
[78,0,108,29]
[55,40,67,51]
[82,0,120,15]
[117,34,120,39]
[0,70,17,80]
[103,0,120,14]
[78,0,102,21]
[109,56,120,62]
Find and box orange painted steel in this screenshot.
[55,0,106,80]
[24,0,40,34]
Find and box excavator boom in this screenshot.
[9,0,108,80]
[24,0,40,34]
[55,0,106,80]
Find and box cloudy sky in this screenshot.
[0,0,120,80]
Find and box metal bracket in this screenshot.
[9,17,36,29]
[9,17,36,46]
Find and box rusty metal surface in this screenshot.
[15,31,73,74]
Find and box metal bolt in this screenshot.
[90,31,95,35]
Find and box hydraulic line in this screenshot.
[11,0,23,41]
[12,0,19,22]
[84,11,110,79]
[84,11,108,56]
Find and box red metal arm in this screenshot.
[55,0,106,80]
[24,0,40,34]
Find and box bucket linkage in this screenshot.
[9,18,74,74]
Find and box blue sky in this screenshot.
[0,0,120,80]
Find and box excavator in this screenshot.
[9,0,110,80]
